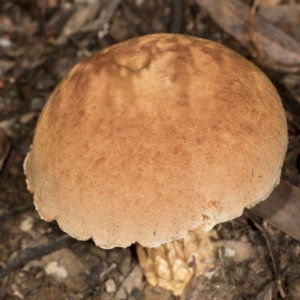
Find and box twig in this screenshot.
[79,263,106,300]
[0,234,75,278]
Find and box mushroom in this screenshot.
[24,34,287,295]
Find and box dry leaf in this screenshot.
[260,5,300,41]
[79,0,122,33]
[56,0,101,45]
[196,0,300,72]
[259,0,281,7]
[250,180,300,242]
[282,74,300,105]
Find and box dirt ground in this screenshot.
[1,0,300,299]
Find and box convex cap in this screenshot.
[24,34,288,248]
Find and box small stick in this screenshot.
[79,263,106,300]
[0,234,75,278]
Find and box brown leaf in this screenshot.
[195,0,300,73]
[250,180,300,242]
[258,0,280,7]
[282,75,300,105]
[79,0,122,34]
[260,4,300,41]
[56,0,101,45]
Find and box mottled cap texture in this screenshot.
[24,34,288,248]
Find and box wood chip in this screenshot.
[105,279,117,293]
[217,240,256,263]
[42,248,88,292]
[115,265,144,300]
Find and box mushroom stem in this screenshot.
[136,230,218,296]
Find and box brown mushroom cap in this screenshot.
[24,34,287,248]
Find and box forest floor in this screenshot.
[1,0,300,299]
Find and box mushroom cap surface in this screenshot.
[24,34,288,248]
